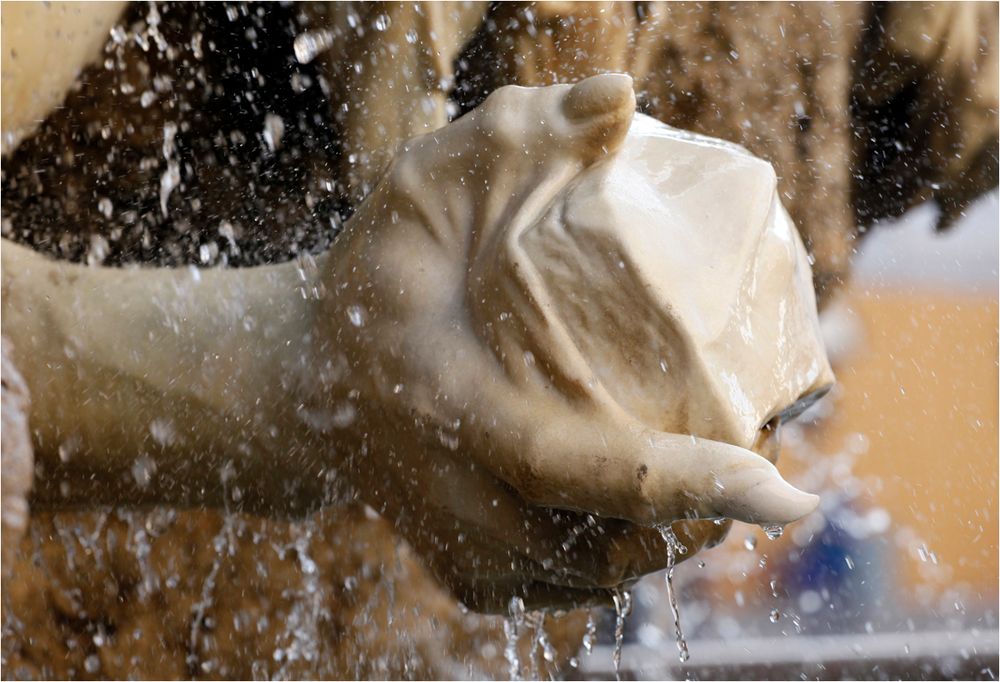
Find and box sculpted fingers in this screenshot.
[475,73,635,167]
[480,400,818,529]
[634,428,820,526]
[560,73,636,161]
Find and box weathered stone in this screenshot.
[2,506,586,679]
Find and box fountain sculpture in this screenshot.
[3,2,994,678]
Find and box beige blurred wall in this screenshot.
[811,287,998,591]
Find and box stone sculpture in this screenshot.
[5,2,991,676]
[2,73,832,611]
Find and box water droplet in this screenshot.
[845,555,855,570]
[537,621,556,663]
[347,305,366,327]
[330,402,356,429]
[130,455,157,488]
[263,113,284,152]
[97,197,114,219]
[744,535,758,551]
[769,608,781,623]
[198,242,217,264]
[110,24,127,45]
[87,234,109,267]
[159,160,180,218]
[581,611,597,655]
[149,418,176,446]
[798,589,822,614]
[916,543,938,564]
[762,524,784,540]
[293,29,334,64]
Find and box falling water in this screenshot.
[523,611,557,680]
[159,122,180,218]
[611,587,632,680]
[581,610,597,655]
[658,524,690,663]
[535,620,557,664]
[187,512,237,673]
[272,519,325,679]
[122,510,160,600]
[504,595,526,681]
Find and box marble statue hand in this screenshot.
[320,74,834,610]
[1,74,832,613]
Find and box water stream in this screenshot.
[504,596,526,680]
[658,524,690,664]
[611,587,633,680]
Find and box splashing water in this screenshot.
[187,512,237,672]
[272,519,325,679]
[581,610,597,655]
[122,510,160,600]
[534,615,556,663]
[504,595,525,680]
[524,611,557,680]
[658,524,690,663]
[611,587,633,680]
[159,122,180,218]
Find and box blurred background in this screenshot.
[1,2,997,680]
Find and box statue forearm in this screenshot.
[1,239,342,513]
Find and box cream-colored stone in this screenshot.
[0,1,126,155]
[1,75,832,611]
[323,1,488,204]
[453,2,867,302]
